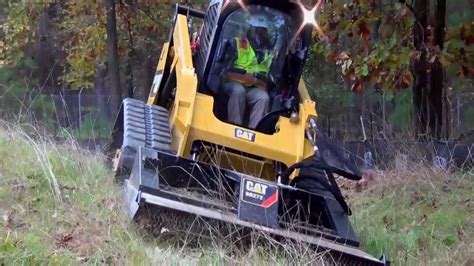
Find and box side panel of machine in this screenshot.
[185,94,315,169]
[147,42,170,105]
[168,14,199,156]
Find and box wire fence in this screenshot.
[0,88,472,170]
[315,91,474,142]
[0,88,115,151]
[343,139,472,171]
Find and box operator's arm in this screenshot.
[253,49,275,90]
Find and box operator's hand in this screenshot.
[225,69,273,89]
[240,72,268,89]
[253,73,274,89]
[236,72,270,89]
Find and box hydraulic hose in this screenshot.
[282,154,357,215]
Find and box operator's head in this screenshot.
[247,15,271,48]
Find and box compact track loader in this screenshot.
[110,1,389,264]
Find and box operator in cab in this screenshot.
[221,15,275,129]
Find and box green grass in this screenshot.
[0,124,152,264]
[0,123,472,265]
[0,124,221,264]
[350,170,473,265]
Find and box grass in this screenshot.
[349,169,473,265]
[0,123,151,264]
[0,123,472,265]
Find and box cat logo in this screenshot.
[246,180,268,195]
[234,128,256,142]
[239,177,279,225]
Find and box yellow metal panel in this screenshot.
[147,42,170,105]
[201,145,267,178]
[157,43,170,72]
[169,14,198,156]
[298,79,311,101]
[174,15,194,70]
[185,93,315,170]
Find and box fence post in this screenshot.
[78,88,84,129]
[457,96,460,128]
[382,92,386,139]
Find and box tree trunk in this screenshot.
[141,51,155,101]
[94,65,111,120]
[429,0,446,139]
[429,62,444,139]
[412,0,429,140]
[105,0,122,113]
[411,0,446,140]
[125,52,135,99]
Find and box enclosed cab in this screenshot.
[147,0,316,179]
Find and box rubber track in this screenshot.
[118,98,172,174]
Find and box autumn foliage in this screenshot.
[313,1,472,93]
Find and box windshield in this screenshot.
[208,5,298,90]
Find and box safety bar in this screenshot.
[175,4,205,19]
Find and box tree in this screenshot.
[430,0,446,139]
[105,0,122,112]
[312,0,471,140]
[0,0,179,108]
[411,0,446,140]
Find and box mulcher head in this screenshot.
[123,146,389,265]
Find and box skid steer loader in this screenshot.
[110,0,389,264]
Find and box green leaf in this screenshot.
[355,64,369,77]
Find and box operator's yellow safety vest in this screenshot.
[234,38,273,75]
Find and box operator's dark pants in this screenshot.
[222,81,270,129]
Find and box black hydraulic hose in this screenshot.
[280,161,306,184]
[281,157,331,182]
[282,156,362,182]
[282,154,356,215]
[331,167,362,181]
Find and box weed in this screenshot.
[350,169,473,265]
[0,123,149,264]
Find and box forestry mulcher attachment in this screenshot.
[110,0,388,264]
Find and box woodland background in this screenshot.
[0,0,472,144]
